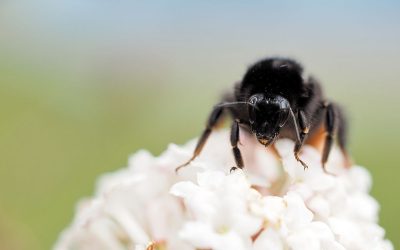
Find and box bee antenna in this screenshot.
[216,102,258,109]
[289,107,301,143]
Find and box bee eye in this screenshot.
[249,96,257,105]
[248,93,264,106]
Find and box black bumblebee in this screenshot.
[177,57,349,173]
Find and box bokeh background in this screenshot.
[1,1,399,249]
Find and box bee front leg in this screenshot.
[290,108,309,169]
[230,120,244,173]
[176,105,225,172]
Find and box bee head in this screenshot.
[248,94,290,146]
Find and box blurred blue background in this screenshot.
[0,1,399,249]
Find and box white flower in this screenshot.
[54,130,393,250]
[170,171,263,250]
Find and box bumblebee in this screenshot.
[177,57,349,172]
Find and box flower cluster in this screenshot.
[55,131,393,250]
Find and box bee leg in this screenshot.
[175,105,225,172]
[293,110,310,170]
[322,103,337,172]
[230,120,244,173]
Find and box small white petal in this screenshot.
[213,231,249,250]
[346,166,372,192]
[253,228,285,250]
[170,181,200,198]
[320,239,346,250]
[283,192,313,229]
[106,205,150,244]
[308,195,331,219]
[256,196,285,225]
[287,229,320,250]
[197,170,225,189]
[307,174,336,191]
[178,221,217,249]
[347,193,379,221]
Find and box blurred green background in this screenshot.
[0,1,399,249]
